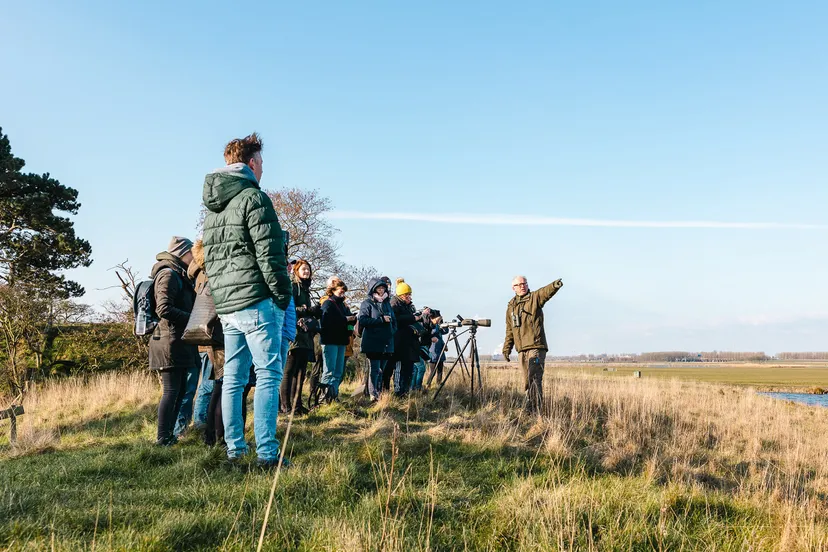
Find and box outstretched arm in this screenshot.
[535,279,563,308]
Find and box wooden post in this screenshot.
[1,405,25,444]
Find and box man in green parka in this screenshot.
[503,275,563,412]
[201,133,292,468]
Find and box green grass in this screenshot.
[1,371,826,551]
[543,361,828,389]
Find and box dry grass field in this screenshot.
[531,361,828,390]
[1,366,827,550]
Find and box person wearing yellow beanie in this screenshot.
[387,278,431,396]
[395,278,412,297]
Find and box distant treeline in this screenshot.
[777,352,828,360]
[548,351,769,362]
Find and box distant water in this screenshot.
[761,392,828,408]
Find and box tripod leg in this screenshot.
[454,337,470,381]
[474,337,483,390]
[431,356,461,401]
[431,336,473,401]
[465,329,482,392]
[426,334,452,388]
[425,360,441,389]
[469,333,476,396]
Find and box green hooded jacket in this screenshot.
[201,164,291,314]
[503,280,562,358]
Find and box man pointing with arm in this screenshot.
[503,275,563,412]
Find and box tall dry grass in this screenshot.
[2,366,827,549]
[478,368,828,500]
[6,367,828,505]
[431,367,828,549]
[1,371,156,456]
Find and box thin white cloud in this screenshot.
[329,211,827,230]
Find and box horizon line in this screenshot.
[328,211,827,230]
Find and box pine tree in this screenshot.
[0,127,92,298]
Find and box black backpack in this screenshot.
[132,268,175,336]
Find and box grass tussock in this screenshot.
[1,371,157,457]
[0,367,827,550]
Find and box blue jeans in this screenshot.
[412,360,426,391]
[173,363,200,436]
[368,359,386,400]
[220,298,286,462]
[320,344,347,396]
[191,352,214,428]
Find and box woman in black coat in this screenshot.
[318,279,355,401]
[280,260,320,414]
[359,278,397,400]
[387,278,429,396]
[148,237,198,446]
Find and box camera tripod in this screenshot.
[425,324,470,385]
[430,321,484,401]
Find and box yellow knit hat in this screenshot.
[395,278,412,296]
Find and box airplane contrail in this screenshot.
[329,211,827,230]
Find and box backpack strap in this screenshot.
[154,266,187,289]
[153,266,174,280]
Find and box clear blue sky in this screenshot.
[2,1,827,355]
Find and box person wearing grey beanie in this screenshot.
[148,236,198,446]
[167,236,194,260]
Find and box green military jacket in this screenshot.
[503,280,562,358]
[202,164,291,314]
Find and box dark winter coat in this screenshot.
[419,319,434,349]
[429,325,448,363]
[148,253,198,371]
[201,164,291,314]
[503,280,563,357]
[359,278,397,357]
[320,294,351,346]
[290,274,319,352]
[390,296,421,363]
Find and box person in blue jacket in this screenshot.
[426,310,448,387]
[358,278,397,400]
